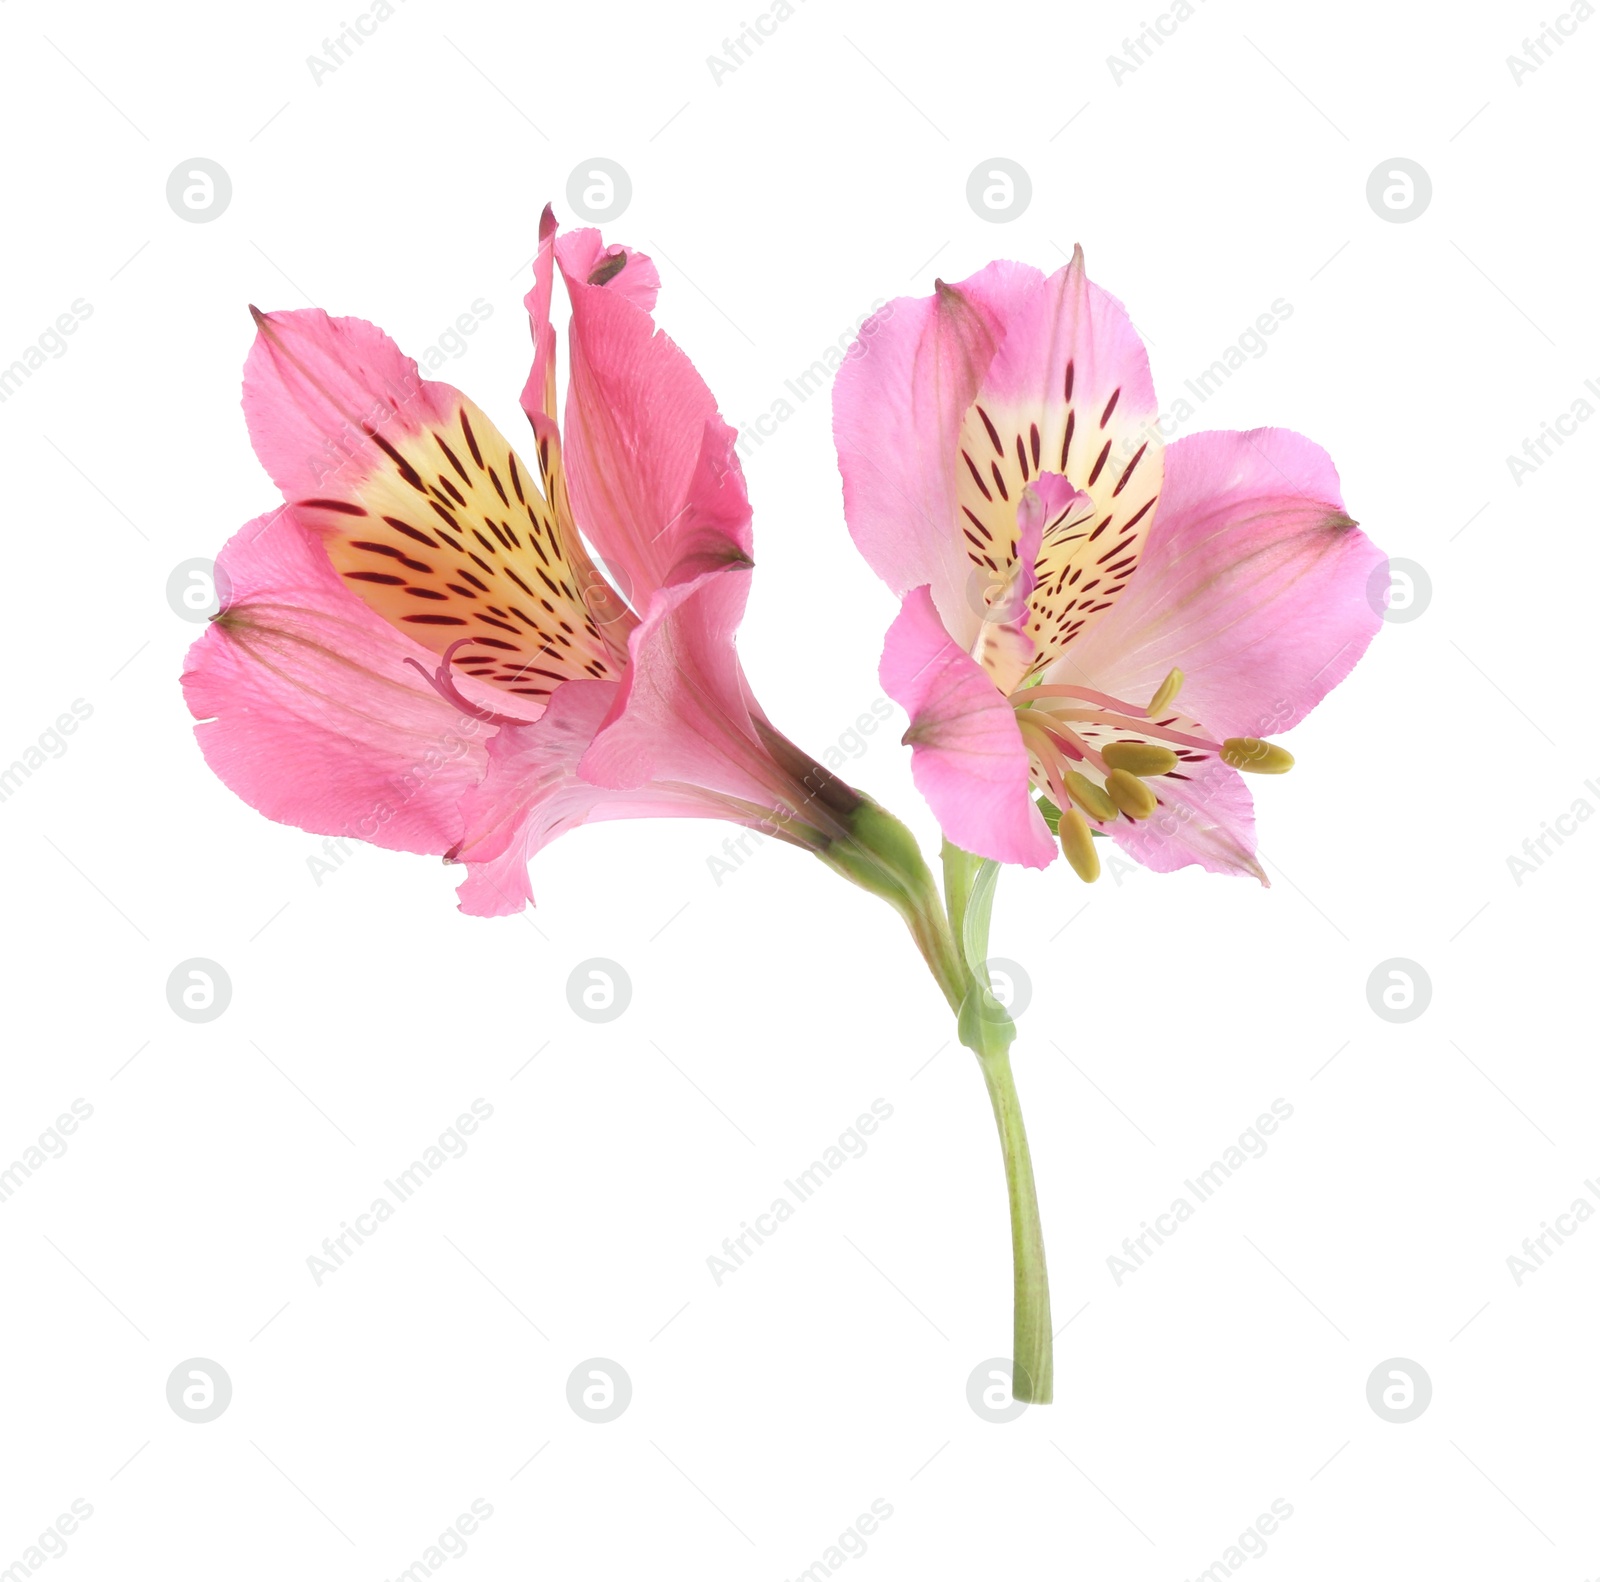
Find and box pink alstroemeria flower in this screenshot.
[184,209,894,917]
[833,249,1386,884]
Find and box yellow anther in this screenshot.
[1101,740,1178,777]
[1105,768,1157,819]
[1147,668,1183,715]
[1220,737,1295,774]
[1063,770,1118,823]
[1057,807,1100,883]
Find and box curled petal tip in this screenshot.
[539,202,557,242]
[586,250,629,287]
[248,303,267,326]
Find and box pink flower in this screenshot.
[833,248,1386,883]
[185,209,864,915]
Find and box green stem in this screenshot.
[942,839,1054,1405]
[805,792,1054,1404]
[942,836,977,944]
[975,1030,1053,1403]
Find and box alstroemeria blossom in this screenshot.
[834,248,1385,882]
[185,209,858,915]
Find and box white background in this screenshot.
[1,0,1596,1577]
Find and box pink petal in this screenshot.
[955,247,1165,671]
[242,308,454,502]
[1066,428,1385,739]
[452,840,541,918]
[577,420,787,810]
[575,565,759,799]
[453,678,721,916]
[245,305,624,707]
[880,587,1056,869]
[554,226,661,314]
[832,261,1042,646]
[555,233,739,603]
[1111,755,1265,883]
[182,509,489,854]
[520,213,662,430]
[969,473,1085,697]
[519,204,561,430]
[991,471,1086,619]
[973,246,1157,430]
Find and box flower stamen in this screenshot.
[1057,806,1100,883]
[1026,704,1220,755]
[1019,682,1152,715]
[1221,737,1295,773]
[1105,768,1156,819]
[1063,770,1118,823]
[1014,710,1087,764]
[1101,740,1179,777]
[1147,667,1184,715]
[1015,658,1295,861]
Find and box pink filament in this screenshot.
[1032,705,1219,753]
[1020,683,1152,715]
[1016,711,1110,780]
